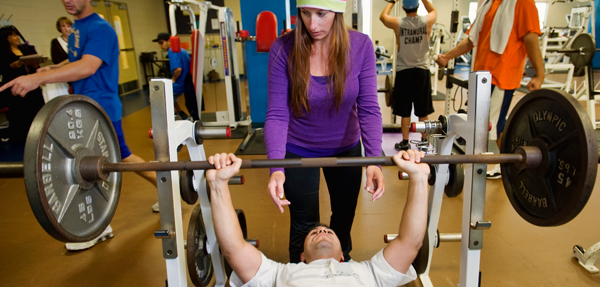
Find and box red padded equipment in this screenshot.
[236,30,250,38]
[256,11,277,52]
[170,35,181,53]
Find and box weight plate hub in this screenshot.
[187,204,213,287]
[501,89,597,226]
[24,95,122,242]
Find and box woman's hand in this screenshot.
[267,171,290,213]
[365,165,385,201]
[9,59,23,69]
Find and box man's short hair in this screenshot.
[403,7,419,13]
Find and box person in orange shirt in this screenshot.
[436,0,544,179]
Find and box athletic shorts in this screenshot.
[112,120,132,159]
[392,68,434,117]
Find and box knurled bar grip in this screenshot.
[101,153,523,173]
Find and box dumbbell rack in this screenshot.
[420,71,492,287]
[149,79,229,287]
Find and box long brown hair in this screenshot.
[289,10,350,116]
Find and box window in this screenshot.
[469,2,478,24]
[536,2,548,30]
[417,0,431,16]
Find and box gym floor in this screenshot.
[1,73,599,287]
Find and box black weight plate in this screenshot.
[500,89,597,226]
[187,204,213,286]
[444,163,464,198]
[224,209,247,277]
[180,169,198,205]
[412,228,429,274]
[24,95,122,242]
[568,34,596,69]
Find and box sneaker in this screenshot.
[152,202,160,213]
[395,140,410,151]
[486,164,502,179]
[65,225,114,251]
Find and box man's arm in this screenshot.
[171,67,182,83]
[382,150,430,274]
[523,32,544,91]
[436,37,474,67]
[0,55,101,97]
[207,153,262,283]
[422,0,437,30]
[379,1,400,39]
[38,59,70,72]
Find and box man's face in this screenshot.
[61,0,89,17]
[157,39,170,52]
[301,226,343,263]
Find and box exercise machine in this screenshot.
[168,0,249,129]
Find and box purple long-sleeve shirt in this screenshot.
[265,30,383,174]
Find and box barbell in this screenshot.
[0,87,597,242]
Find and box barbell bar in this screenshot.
[75,146,539,182]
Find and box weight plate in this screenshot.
[385,75,394,107]
[24,95,122,242]
[180,169,198,205]
[444,163,464,198]
[568,33,596,69]
[186,204,213,287]
[501,89,597,226]
[224,209,247,277]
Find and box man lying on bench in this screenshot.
[206,150,430,286]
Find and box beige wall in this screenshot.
[0,0,168,90]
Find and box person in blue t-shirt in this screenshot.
[153,32,200,121]
[0,0,160,250]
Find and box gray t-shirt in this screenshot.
[229,249,417,287]
[395,15,429,72]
